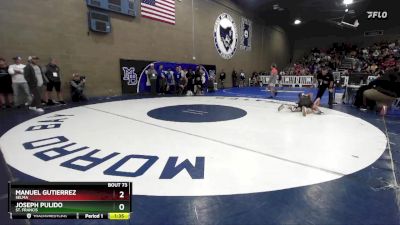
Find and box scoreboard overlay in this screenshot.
[8,182,132,220]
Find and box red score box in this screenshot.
[22,189,115,201]
[10,182,131,201]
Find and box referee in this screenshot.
[314,65,334,108]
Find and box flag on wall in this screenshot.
[141,0,176,25]
[240,17,252,51]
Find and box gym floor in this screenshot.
[1,87,399,225]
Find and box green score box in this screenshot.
[11,201,130,213]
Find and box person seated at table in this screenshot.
[353,82,376,109]
[360,70,400,115]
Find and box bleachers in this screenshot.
[340,57,354,70]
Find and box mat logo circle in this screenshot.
[214,13,238,59]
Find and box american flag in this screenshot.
[141,0,176,25]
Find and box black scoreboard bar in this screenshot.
[9,182,132,220]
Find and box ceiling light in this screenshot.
[294,19,301,25]
[343,0,353,5]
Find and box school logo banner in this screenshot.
[240,17,252,51]
[213,13,238,60]
[120,59,151,94]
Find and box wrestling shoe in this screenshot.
[29,107,44,113]
[314,110,323,115]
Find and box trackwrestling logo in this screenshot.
[366,11,388,19]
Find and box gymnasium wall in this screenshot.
[0,0,291,98]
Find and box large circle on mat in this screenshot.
[0,96,387,196]
[147,104,247,122]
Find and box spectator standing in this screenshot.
[207,69,216,92]
[44,58,65,105]
[201,68,206,94]
[180,67,186,80]
[219,69,226,89]
[194,66,202,95]
[0,58,13,108]
[175,66,182,81]
[178,72,188,95]
[166,68,176,94]
[239,69,245,87]
[8,56,31,108]
[251,72,257,86]
[186,68,194,95]
[158,65,167,95]
[24,56,46,112]
[146,63,158,94]
[232,69,238,87]
[267,64,279,98]
[256,72,262,87]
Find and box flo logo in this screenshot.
[122,67,138,86]
[367,11,388,19]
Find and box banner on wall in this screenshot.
[120,59,216,94]
[213,13,238,59]
[120,59,151,94]
[240,17,252,51]
[202,64,217,80]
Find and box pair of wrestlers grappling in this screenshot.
[276,66,334,117]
